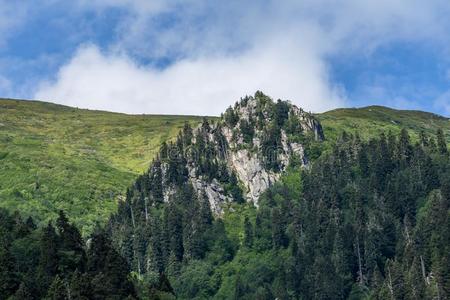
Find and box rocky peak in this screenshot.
[129,92,324,214]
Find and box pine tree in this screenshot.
[398,128,413,163]
[437,128,448,155]
[166,251,181,279]
[385,259,406,300]
[405,258,425,300]
[157,273,174,295]
[234,274,247,300]
[12,282,33,300]
[199,191,213,227]
[88,231,136,299]
[38,223,59,290]
[45,275,67,300]
[165,203,184,262]
[243,216,253,248]
[147,218,164,274]
[68,270,91,300]
[0,245,19,299]
[150,159,164,201]
[271,207,287,249]
[182,122,193,146]
[229,172,244,203]
[56,211,86,274]
[419,130,429,147]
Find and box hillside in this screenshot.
[0,98,205,233]
[1,98,449,235]
[0,94,449,299]
[318,105,450,143]
[108,94,450,299]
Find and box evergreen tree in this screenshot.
[88,231,136,299]
[56,211,86,274]
[68,270,91,300]
[38,222,59,292]
[243,216,253,248]
[45,275,67,300]
[271,207,287,249]
[0,245,19,299]
[398,128,413,162]
[12,282,33,300]
[437,128,448,155]
[229,172,244,203]
[165,203,184,262]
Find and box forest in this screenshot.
[1,125,449,299]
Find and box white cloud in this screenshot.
[33,0,450,115]
[35,39,345,115]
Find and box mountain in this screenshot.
[108,92,450,299]
[0,98,205,233]
[115,91,322,215]
[0,92,449,299]
[1,97,449,234]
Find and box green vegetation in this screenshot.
[0,209,138,299]
[318,105,450,144]
[1,95,450,299]
[0,98,206,233]
[108,129,450,299]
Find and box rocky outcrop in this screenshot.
[137,92,324,214]
[229,149,278,204]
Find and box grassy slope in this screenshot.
[0,98,204,233]
[1,99,449,234]
[317,105,450,144]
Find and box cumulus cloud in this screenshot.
[34,0,450,115]
[35,39,344,115]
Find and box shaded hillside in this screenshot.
[318,105,450,144]
[0,98,205,233]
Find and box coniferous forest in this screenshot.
[1,122,449,299]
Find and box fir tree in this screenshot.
[12,282,33,300]
[0,245,19,299]
[437,128,448,155]
[45,275,67,300]
[38,222,59,291]
[243,216,253,248]
[56,211,86,274]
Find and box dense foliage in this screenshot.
[0,210,138,299]
[106,128,450,299]
[2,96,450,299]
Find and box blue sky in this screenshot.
[0,1,450,116]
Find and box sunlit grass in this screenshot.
[0,98,206,234]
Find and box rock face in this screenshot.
[136,92,324,214]
[229,149,276,204]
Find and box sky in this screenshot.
[0,1,450,116]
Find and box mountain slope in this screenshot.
[115,92,322,219]
[1,97,449,234]
[108,94,450,299]
[0,98,205,233]
[109,92,323,277]
[318,105,450,143]
[0,94,449,299]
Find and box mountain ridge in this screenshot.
[2,97,449,119]
[1,95,449,233]
[122,92,323,217]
